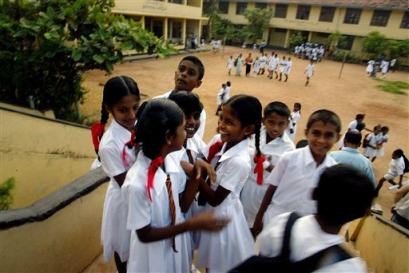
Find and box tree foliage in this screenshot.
[288,32,305,49]
[0,177,15,210]
[0,0,169,121]
[388,39,409,59]
[243,8,273,43]
[362,31,389,58]
[327,31,346,52]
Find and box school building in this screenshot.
[207,0,409,54]
[112,0,205,48]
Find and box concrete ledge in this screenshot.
[123,47,210,62]
[0,168,109,230]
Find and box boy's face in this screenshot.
[185,112,201,138]
[263,113,289,141]
[174,60,202,92]
[305,121,340,161]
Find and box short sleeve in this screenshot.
[125,183,151,231]
[219,158,250,192]
[99,144,126,177]
[195,108,206,139]
[265,154,289,186]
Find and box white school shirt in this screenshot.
[241,128,295,227]
[197,138,255,272]
[305,64,315,78]
[264,146,337,225]
[257,213,367,273]
[217,87,226,106]
[363,133,378,158]
[123,151,191,273]
[287,110,301,141]
[284,60,292,74]
[227,57,234,69]
[225,86,231,101]
[279,60,287,73]
[387,157,405,177]
[155,90,206,139]
[99,119,135,262]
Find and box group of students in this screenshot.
[294,43,325,62]
[366,58,397,78]
[91,55,381,273]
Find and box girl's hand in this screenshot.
[193,159,217,184]
[187,211,230,232]
[180,160,194,176]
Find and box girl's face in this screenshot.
[305,121,340,162]
[185,112,201,139]
[263,113,289,141]
[108,94,139,131]
[218,106,252,145]
[169,119,187,152]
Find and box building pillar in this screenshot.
[164,18,168,41]
[284,29,290,48]
[198,20,202,41]
[140,16,145,29]
[308,31,312,42]
[182,19,187,48]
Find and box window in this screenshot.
[319,6,335,22]
[236,3,247,15]
[255,3,267,9]
[296,5,310,20]
[169,0,183,3]
[344,8,361,24]
[219,2,228,14]
[338,35,354,50]
[274,4,288,18]
[275,28,287,33]
[401,11,409,28]
[370,10,390,27]
[203,1,211,15]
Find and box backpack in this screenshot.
[362,133,371,148]
[403,154,409,173]
[229,212,352,273]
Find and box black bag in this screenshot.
[229,212,352,273]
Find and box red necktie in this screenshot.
[122,130,136,168]
[165,175,178,252]
[253,154,266,185]
[146,156,164,202]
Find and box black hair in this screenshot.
[315,164,375,226]
[224,95,262,157]
[180,55,205,80]
[294,102,301,112]
[356,122,366,132]
[168,91,203,118]
[226,81,231,86]
[381,126,389,133]
[392,149,404,158]
[306,109,342,133]
[136,101,148,120]
[296,139,309,149]
[101,76,140,125]
[134,99,184,159]
[344,131,362,145]
[355,114,365,120]
[264,101,291,119]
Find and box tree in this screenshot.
[362,31,389,58]
[388,39,409,59]
[0,0,169,121]
[327,31,346,54]
[243,8,273,44]
[288,32,305,49]
[203,0,220,40]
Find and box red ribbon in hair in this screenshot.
[122,130,136,168]
[253,154,266,185]
[207,141,224,163]
[91,122,105,153]
[147,156,164,202]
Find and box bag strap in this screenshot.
[296,244,352,273]
[280,212,300,259]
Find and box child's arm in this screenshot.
[137,211,229,243]
[252,184,277,236]
[198,180,230,207]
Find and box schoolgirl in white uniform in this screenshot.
[227,56,234,76]
[376,126,389,158]
[241,102,295,228]
[363,125,382,162]
[98,76,140,273]
[196,95,262,273]
[304,60,315,86]
[282,57,292,82]
[337,114,365,148]
[286,102,301,142]
[123,99,228,273]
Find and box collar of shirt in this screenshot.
[303,146,335,169]
[217,138,250,163]
[110,119,132,142]
[139,151,180,197]
[341,147,360,154]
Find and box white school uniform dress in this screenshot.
[263,146,337,226]
[286,110,301,141]
[366,60,374,74]
[123,151,191,273]
[197,138,256,273]
[376,133,388,157]
[381,60,389,74]
[99,119,135,262]
[253,59,260,74]
[305,64,315,78]
[224,86,231,101]
[227,57,234,71]
[241,128,295,227]
[257,213,367,273]
[217,88,226,106]
[363,133,378,158]
[383,156,405,180]
[279,60,287,74]
[155,90,206,140]
[284,60,292,75]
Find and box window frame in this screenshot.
[296,5,311,20]
[274,4,288,18]
[255,3,267,10]
[319,6,336,22]
[344,8,362,24]
[218,1,229,14]
[370,10,391,27]
[236,2,248,15]
[400,11,409,29]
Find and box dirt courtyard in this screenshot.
[82,46,408,216]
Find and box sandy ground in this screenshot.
[81,46,408,272]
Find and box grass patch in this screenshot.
[374,78,408,95]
